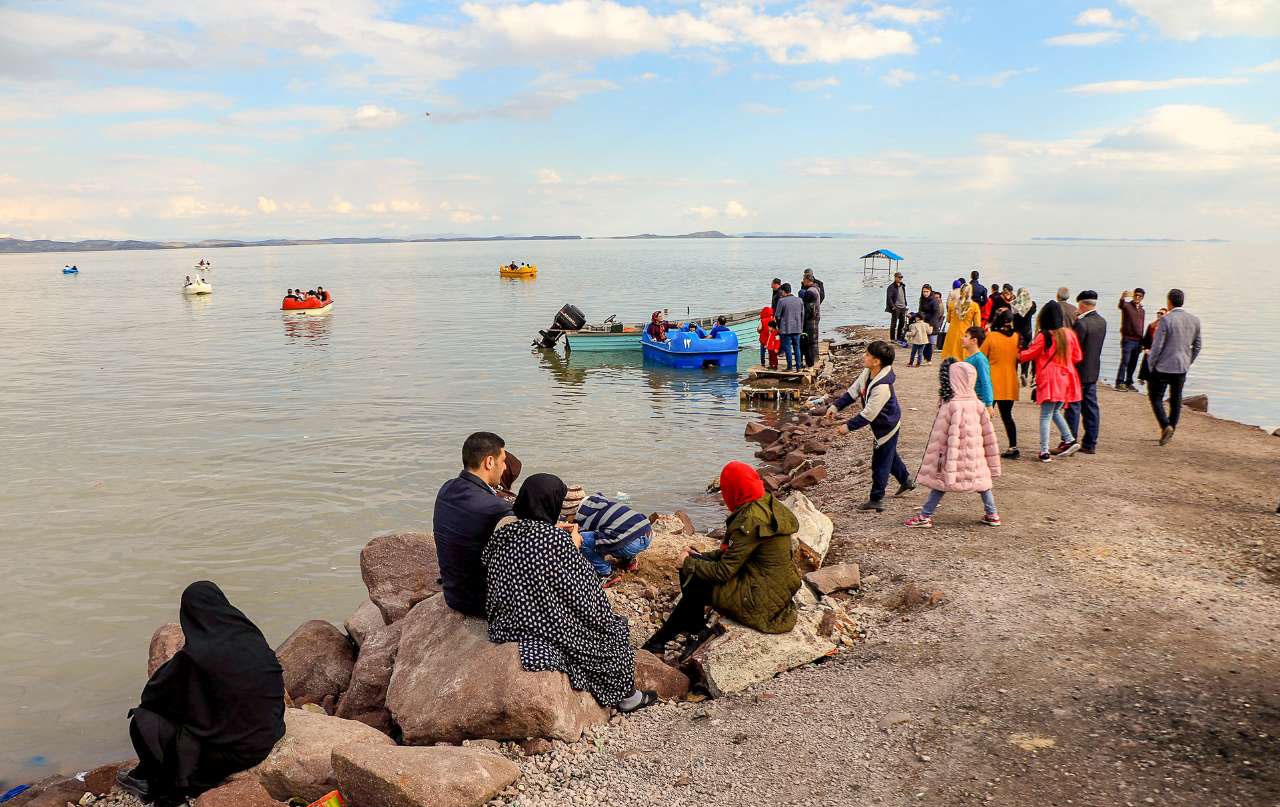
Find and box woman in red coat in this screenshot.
[1018,300,1082,463]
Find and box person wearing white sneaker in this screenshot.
[1018,300,1082,463]
[909,360,1003,527]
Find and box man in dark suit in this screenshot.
[432,432,514,616]
[1065,290,1106,454]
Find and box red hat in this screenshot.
[720,461,765,511]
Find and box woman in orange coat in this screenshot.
[941,284,981,361]
[981,312,1023,459]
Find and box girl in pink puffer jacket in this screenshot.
[905,359,1003,528]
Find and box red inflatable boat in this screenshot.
[281,294,333,312]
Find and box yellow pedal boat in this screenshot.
[499,264,537,278]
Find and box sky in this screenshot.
[1,0,1278,241]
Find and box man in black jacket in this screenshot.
[770,278,782,313]
[884,272,908,344]
[803,268,825,303]
[1065,291,1107,454]
[969,270,988,307]
[432,432,514,616]
[800,277,821,367]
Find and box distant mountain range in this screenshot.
[0,234,582,255]
[1031,236,1229,243]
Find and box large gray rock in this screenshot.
[335,621,403,735]
[688,606,838,697]
[783,491,833,572]
[360,532,441,623]
[147,622,185,677]
[275,620,355,709]
[252,708,394,802]
[333,744,519,807]
[343,598,387,649]
[386,595,608,744]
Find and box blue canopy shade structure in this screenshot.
[860,248,903,277]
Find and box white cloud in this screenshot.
[163,196,249,219]
[864,4,945,25]
[708,5,916,64]
[1068,76,1249,94]
[256,196,278,213]
[448,209,485,224]
[793,76,840,92]
[1045,31,1124,46]
[882,68,917,86]
[688,201,753,221]
[0,85,230,121]
[688,205,718,221]
[965,67,1039,88]
[348,104,404,130]
[1075,8,1130,27]
[434,76,619,122]
[739,102,784,116]
[329,196,354,214]
[1240,58,1280,74]
[637,72,659,81]
[725,200,752,218]
[1118,0,1280,40]
[536,168,563,184]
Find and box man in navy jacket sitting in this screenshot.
[433,432,514,617]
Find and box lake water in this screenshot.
[1,238,1275,781]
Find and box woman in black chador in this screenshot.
[117,581,285,806]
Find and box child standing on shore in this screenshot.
[758,306,780,369]
[961,326,995,408]
[826,340,915,512]
[906,314,934,367]
[905,359,1003,528]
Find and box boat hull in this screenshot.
[499,265,537,278]
[565,309,759,352]
[282,299,333,313]
[641,329,740,369]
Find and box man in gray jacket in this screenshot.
[774,283,805,371]
[885,272,908,344]
[1146,288,1202,445]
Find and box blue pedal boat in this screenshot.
[641,327,741,369]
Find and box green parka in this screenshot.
[681,493,802,634]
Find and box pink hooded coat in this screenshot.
[916,362,1002,493]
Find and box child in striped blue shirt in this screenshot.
[566,492,653,581]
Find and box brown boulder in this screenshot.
[1184,394,1208,412]
[84,760,135,796]
[673,510,696,535]
[781,450,807,473]
[634,650,690,701]
[758,444,788,462]
[193,779,287,807]
[805,563,861,595]
[761,473,790,494]
[253,708,394,802]
[333,744,519,807]
[10,776,89,807]
[789,466,827,490]
[521,737,554,756]
[276,621,355,709]
[386,595,608,745]
[147,622,185,677]
[335,621,403,735]
[744,422,781,443]
[343,598,387,649]
[360,532,441,623]
[802,441,828,455]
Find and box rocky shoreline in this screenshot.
[13,323,1278,807]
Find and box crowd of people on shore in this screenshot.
[116,432,808,805]
[840,269,1203,527]
[758,269,824,371]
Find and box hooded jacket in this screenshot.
[916,362,1002,493]
[682,493,801,634]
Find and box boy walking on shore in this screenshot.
[827,340,915,512]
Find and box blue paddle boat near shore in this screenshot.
[62,266,79,274]
[641,327,741,369]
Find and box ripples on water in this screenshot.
[1,238,1274,778]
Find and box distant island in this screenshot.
[610,231,732,239]
[0,234,582,255]
[1031,236,1229,243]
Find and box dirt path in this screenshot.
[499,331,1280,807]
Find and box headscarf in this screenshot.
[139,581,284,758]
[499,450,522,493]
[514,473,568,524]
[1013,287,1033,316]
[720,461,765,511]
[992,311,1015,334]
[759,306,775,344]
[647,311,667,341]
[952,278,964,290]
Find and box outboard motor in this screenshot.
[535,303,587,348]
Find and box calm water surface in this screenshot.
[1,238,1275,779]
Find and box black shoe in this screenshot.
[640,638,668,655]
[858,499,885,512]
[115,770,156,801]
[1001,447,1020,460]
[894,479,916,497]
[1079,446,1096,455]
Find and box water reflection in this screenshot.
[182,294,214,315]
[535,346,740,409]
[281,310,333,343]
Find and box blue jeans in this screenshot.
[908,344,925,365]
[780,333,802,369]
[869,431,911,501]
[1065,382,1099,451]
[759,344,767,366]
[1116,338,1141,386]
[580,529,652,576]
[1038,401,1074,454]
[921,488,997,517]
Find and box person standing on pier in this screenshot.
[800,277,821,368]
[1066,291,1106,455]
[770,277,782,313]
[774,283,804,371]
[803,267,826,303]
[1146,289,1202,446]
[1116,289,1146,390]
[885,272,909,345]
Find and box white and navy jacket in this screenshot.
[574,493,652,550]
[832,366,902,447]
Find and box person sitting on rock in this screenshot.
[484,473,658,713]
[642,462,802,656]
[433,432,515,617]
[564,489,653,584]
[116,582,285,807]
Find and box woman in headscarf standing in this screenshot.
[643,462,801,655]
[1011,288,1037,387]
[117,582,285,807]
[484,473,657,712]
[941,283,981,361]
[1018,300,1083,462]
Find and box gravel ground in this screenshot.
[485,327,1280,807]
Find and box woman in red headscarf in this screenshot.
[642,462,802,655]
